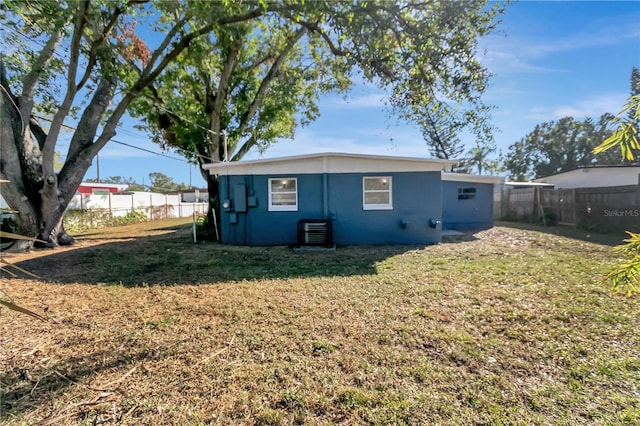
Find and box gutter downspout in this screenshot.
[322,156,329,218]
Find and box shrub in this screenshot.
[605,231,640,296]
[64,209,149,233]
[109,210,148,227]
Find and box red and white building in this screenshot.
[77,182,129,195]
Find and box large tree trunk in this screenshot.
[1,66,108,249]
[2,2,288,251]
[37,173,76,248]
[201,169,221,241]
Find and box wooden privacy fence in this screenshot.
[501,185,640,233]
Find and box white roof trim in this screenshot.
[505,181,554,187]
[442,172,504,184]
[80,182,129,190]
[535,165,640,180]
[204,152,456,176]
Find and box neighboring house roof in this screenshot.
[504,181,555,188]
[534,165,640,189]
[80,182,129,188]
[442,172,505,185]
[204,152,457,176]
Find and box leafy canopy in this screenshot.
[128,1,505,173]
[504,115,620,181]
[593,66,640,162]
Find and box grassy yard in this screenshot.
[1,220,638,425]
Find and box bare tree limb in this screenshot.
[76,3,129,90]
[210,34,243,158]
[298,21,346,57]
[28,117,47,150]
[18,17,70,132]
[141,14,191,80]
[231,26,307,159]
[41,1,91,178]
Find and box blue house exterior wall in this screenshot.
[218,171,442,246]
[327,172,442,245]
[442,181,494,230]
[219,174,324,246]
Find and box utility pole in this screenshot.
[96,153,100,182]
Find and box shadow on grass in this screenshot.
[10,225,424,286]
[495,220,628,247]
[0,339,175,421]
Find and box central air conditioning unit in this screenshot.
[297,219,332,247]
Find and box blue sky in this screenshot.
[83,1,640,188]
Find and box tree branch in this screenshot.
[18,16,71,132]
[217,3,282,25]
[231,134,257,162]
[76,3,129,90]
[28,117,47,150]
[136,3,283,96]
[42,0,91,178]
[141,14,191,80]
[66,75,117,162]
[66,0,89,101]
[297,21,346,56]
[59,74,117,199]
[232,26,307,156]
[64,2,285,184]
[209,33,243,158]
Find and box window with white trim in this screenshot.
[268,178,298,211]
[363,176,392,210]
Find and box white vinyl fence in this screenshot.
[67,191,208,220]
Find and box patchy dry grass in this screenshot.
[1,221,638,425]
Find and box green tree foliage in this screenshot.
[148,172,186,192]
[504,114,621,181]
[129,1,505,226]
[630,67,640,125]
[0,0,504,247]
[0,0,296,247]
[605,232,640,296]
[462,143,503,176]
[406,99,499,173]
[592,67,640,162]
[417,102,467,163]
[84,175,146,190]
[591,68,640,296]
[129,15,351,219]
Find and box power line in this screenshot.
[5,26,223,161]
[146,100,225,137]
[141,101,227,162]
[110,139,186,162]
[116,126,150,139]
[2,26,71,62]
[32,114,189,163]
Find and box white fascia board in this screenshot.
[80,182,129,190]
[442,172,505,184]
[203,152,456,176]
[505,181,554,187]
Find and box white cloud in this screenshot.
[481,18,639,75]
[480,50,561,74]
[526,24,640,57]
[244,124,433,160]
[526,92,627,121]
